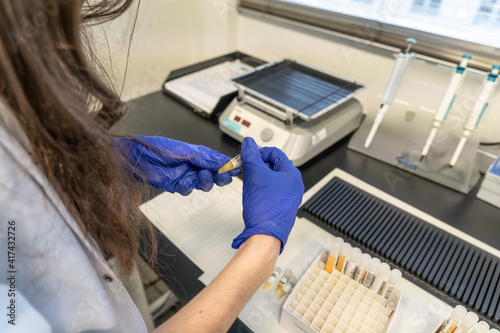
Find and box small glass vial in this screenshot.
[370,262,390,294]
[362,258,381,288]
[275,269,292,295]
[325,238,343,273]
[344,248,362,279]
[353,253,371,283]
[439,305,467,333]
[277,275,297,300]
[470,321,490,333]
[381,269,402,299]
[455,312,479,333]
[336,243,352,273]
[263,267,282,291]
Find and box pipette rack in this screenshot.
[348,57,486,193]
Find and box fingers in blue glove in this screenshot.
[259,147,294,171]
[214,172,232,187]
[199,169,215,192]
[176,179,193,196]
[241,137,263,165]
[233,137,304,254]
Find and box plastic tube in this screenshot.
[275,269,292,295]
[362,258,381,288]
[381,269,402,298]
[325,238,343,273]
[454,312,479,333]
[336,243,352,273]
[218,154,242,173]
[344,248,362,279]
[386,288,401,317]
[277,275,297,300]
[353,254,371,283]
[439,305,467,333]
[263,267,282,291]
[470,321,490,333]
[370,262,390,294]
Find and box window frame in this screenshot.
[239,0,500,72]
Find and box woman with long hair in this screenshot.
[0,1,304,332]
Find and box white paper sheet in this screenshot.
[164,60,254,114]
[140,180,244,281]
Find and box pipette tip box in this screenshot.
[280,250,400,333]
[477,157,500,209]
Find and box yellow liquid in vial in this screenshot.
[325,255,337,273]
[218,160,235,174]
[336,255,347,272]
[445,322,458,333]
[357,269,367,283]
[277,289,287,300]
[263,281,272,291]
[274,284,284,295]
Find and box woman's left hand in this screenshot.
[116,136,240,196]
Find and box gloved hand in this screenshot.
[116,136,241,196]
[232,137,304,253]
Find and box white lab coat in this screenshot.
[0,103,148,333]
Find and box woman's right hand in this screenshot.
[231,137,304,254]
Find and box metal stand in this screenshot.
[348,58,485,193]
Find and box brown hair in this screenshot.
[0,0,154,277]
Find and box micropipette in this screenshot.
[420,54,472,160]
[218,154,242,173]
[364,38,417,148]
[449,65,499,167]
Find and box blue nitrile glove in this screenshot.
[116,136,241,196]
[232,137,304,253]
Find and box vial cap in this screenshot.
[489,329,500,333]
[462,54,472,59]
[450,305,467,321]
[477,321,490,330]
[349,248,362,261]
[388,269,402,283]
[461,312,479,329]
[368,258,381,273]
[340,243,352,254]
[378,263,390,276]
[333,237,344,244]
[359,253,371,266]
[330,243,342,253]
[330,238,344,252]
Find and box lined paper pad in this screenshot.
[139,180,244,281]
[164,60,253,113]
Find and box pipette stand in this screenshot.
[348,58,484,193]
